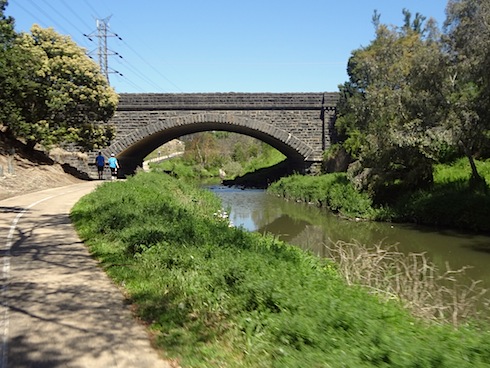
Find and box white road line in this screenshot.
[1,195,55,368]
[0,184,89,368]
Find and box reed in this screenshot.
[325,239,489,326]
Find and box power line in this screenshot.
[25,0,71,35]
[13,1,49,29]
[13,1,183,93]
[15,0,89,49]
[113,55,168,92]
[39,0,90,48]
[121,39,183,92]
[112,72,147,93]
[59,0,93,33]
[83,16,178,92]
[103,19,183,91]
[82,0,101,19]
[39,0,84,34]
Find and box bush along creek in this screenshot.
[71,171,490,367]
[268,158,490,233]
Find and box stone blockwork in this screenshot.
[80,92,338,179]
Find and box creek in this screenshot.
[207,185,490,293]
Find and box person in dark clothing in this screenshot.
[95,152,105,180]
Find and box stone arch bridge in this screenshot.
[79,92,338,179]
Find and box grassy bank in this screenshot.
[71,172,490,367]
[268,173,376,220]
[269,159,490,232]
[392,159,490,231]
[149,133,286,181]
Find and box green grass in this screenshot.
[434,157,490,184]
[71,171,490,367]
[268,173,376,219]
[150,157,207,180]
[389,158,490,231]
[241,146,286,174]
[149,136,286,181]
[270,158,490,232]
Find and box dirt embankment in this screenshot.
[0,134,84,201]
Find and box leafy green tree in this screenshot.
[185,132,225,168]
[0,0,21,132]
[336,11,446,200]
[442,0,490,187]
[3,23,118,150]
[0,0,13,40]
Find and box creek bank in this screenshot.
[268,170,490,233]
[71,171,490,367]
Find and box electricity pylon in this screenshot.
[84,15,123,84]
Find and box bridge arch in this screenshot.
[71,92,339,179]
[105,112,315,176]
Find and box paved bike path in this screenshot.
[0,182,174,368]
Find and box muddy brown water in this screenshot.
[208,185,490,300]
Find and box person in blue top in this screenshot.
[95,152,105,180]
[108,153,120,180]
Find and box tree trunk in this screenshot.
[460,140,486,191]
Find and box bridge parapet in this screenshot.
[117,92,338,111]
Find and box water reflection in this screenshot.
[209,185,490,290]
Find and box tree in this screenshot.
[3,24,118,150]
[185,132,224,168]
[442,0,490,187]
[0,0,21,132]
[336,10,445,200]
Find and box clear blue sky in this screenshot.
[6,0,448,94]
